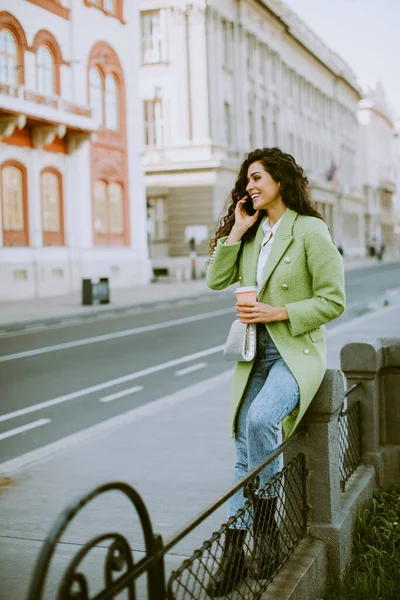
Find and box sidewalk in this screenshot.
[0,256,397,332]
[0,279,230,332]
[0,300,400,599]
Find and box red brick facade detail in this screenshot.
[88,41,130,247]
[25,0,70,20]
[84,0,124,23]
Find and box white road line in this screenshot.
[176,362,207,376]
[0,308,234,363]
[0,419,50,441]
[0,344,225,424]
[24,324,47,332]
[100,386,143,403]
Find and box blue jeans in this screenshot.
[228,325,299,525]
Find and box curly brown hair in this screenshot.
[209,147,324,254]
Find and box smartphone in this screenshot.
[242,195,256,216]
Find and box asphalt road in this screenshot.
[0,262,399,464]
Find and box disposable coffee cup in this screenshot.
[235,286,257,304]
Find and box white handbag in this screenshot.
[223,319,257,362]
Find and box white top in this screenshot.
[256,214,285,294]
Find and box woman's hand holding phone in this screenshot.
[225,197,259,245]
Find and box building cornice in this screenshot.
[358,99,395,129]
[255,0,362,98]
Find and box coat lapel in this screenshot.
[257,209,298,296]
[242,215,267,286]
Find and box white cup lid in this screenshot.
[235,286,257,293]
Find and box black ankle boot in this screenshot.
[250,497,279,580]
[206,528,248,597]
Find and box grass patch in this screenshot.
[323,485,400,600]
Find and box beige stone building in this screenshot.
[358,84,398,258]
[139,0,365,277]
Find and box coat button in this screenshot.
[303,349,310,355]
[284,257,291,264]
[281,284,288,290]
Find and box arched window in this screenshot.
[94,180,107,233]
[37,46,54,95]
[88,41,128,246]
[1,162,28,246]
[90,67,104,127]
[0,29,17,85]
[41,169,64,246]
[105,74,119,130]
[94,180,125,241]
[109,182,123,233]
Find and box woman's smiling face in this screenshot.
[245,161,282,211]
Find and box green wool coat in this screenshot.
[206,208,346,439]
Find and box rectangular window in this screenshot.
[42,170,64,246]
[261,111,267,145]
[271,52,277,83]
[1,164,28,246]
[261,45,267,86]
[222,19,233,67]
[224,101,233,146]
[109,182,124,235]
[298,137,304,163]
[272,109,279,145]
[143,99,164,147]
[288,132,294,155]
[94,181,108,234]
[306,140,311,167]
[2,167,24,232]
[141,11,167,64]
[248,107,255,148]
[246,34,256,72]
[148,197,168,242]
[288,69,293,98]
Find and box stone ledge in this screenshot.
[310,465,375,580]
[261,537,327,600]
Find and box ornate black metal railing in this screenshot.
[168,453,307,599]
[338,383,362,492]
[27,428,308,600]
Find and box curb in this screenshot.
[0,288,233,334]
[0,259,398,334]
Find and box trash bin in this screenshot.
[82,277,110,306]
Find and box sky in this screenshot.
[284,0,400,118]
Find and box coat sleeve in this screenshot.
[206,236,242,290]
[285,220,346,336]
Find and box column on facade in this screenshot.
[66,135,92,287]
[188,6,210,145]
[125,71,149,262]
[28,151,42,251]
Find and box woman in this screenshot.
[206,147,345,596]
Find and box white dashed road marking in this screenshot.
[0,419,51,441]
[100,386,143,403]
[176,362,207,376]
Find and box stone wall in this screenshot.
[262,338,400,600]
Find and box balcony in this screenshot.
[0,82,98,135]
